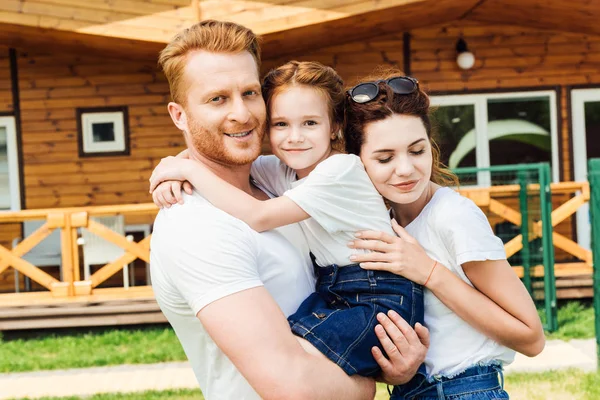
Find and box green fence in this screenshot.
[587,159,600,366]
[453,163,558,332]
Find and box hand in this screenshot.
[152,180,193,208]
[149,156,194,192]
[372,310,429,385]
[348,219,435,285]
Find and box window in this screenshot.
[431,90,559,184]
[77,107,130,157]
[0,116,20,211]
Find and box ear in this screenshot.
[168,102,189,133]
[330,123,341,141]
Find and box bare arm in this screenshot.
[349,220,545,357]
[199,286,375,400]
[427,258,545,357]
[149,157,309,231]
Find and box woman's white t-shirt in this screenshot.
[403,187,516,377]
[251,154,394,267]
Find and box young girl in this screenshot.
[341,72,545,399]
[149,61,426,378]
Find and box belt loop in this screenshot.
[435,380,445,400]
[331,264,339,285]
[367,270,376,286]
[499,368,505,389]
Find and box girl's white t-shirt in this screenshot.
[403,186,516,377]
[251,154,394,267]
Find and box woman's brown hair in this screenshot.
[262,61,345,151]
[344,70,458,187]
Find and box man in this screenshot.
[150,20,428,400]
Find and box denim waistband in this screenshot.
[316,263,412,285]
[397,364,504,399]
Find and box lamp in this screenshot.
[456,38,475,70]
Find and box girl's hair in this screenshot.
[262,61,345,151]
[344,69,458,187]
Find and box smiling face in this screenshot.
[269,85,335,179]
[360,114,433,205]
[174,50,266,166]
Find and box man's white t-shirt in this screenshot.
[150,189,315,400]
[403,187,516,377]
[251,154,394,267]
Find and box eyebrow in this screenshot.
[271,114,324,120]
[372,138,426,153]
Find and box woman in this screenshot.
[344,71,544,399]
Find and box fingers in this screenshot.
[356,262,389,271]
[152,183,181,208]
[171,181,183,204]
[355,230,398,244]
[182,181,193,195]
[387,309,420,347]
[377,312,410,356]
[414,322,430,349]
[372,345,394,373]
[348,239,393,253]
[391,220,415,243]
[349,251,389,263]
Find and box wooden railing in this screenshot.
[0,204,157,302]
[459,181,592,277]
[0,182,595,305]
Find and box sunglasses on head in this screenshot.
[347,76,419,104]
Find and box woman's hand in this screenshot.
[152,180,193,208]
[373,310,429,385]
[149,156,196,192]
[348,219,435,285]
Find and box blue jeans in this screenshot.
[288,263,425,377]
[390,364,509,400]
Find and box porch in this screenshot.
[0,172,595,331]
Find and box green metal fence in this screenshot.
[587,159,600,366]
[453,163,558,332]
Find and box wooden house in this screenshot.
[0,0,598,327]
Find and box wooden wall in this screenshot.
[17,50,182,210]
[0,46,12,112]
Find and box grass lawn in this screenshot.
[11,370,600,400]
[0,325,185,373]
[0,301,595,373]
[545,301,595,340]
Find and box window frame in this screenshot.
[0,115,21,211]
[430,89,560,183]
[76,106,130,157]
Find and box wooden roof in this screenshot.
[1,0,599,60]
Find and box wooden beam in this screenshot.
[0,23,163,62]
[468,0,600,38]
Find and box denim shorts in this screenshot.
[389,364,508,400]
[287,263,424,377]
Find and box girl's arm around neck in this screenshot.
[181,160,310,232]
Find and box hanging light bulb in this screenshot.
[456,38,475,70]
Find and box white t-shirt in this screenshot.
[403,187,516,377]
[251,154,394,267]
[150,190,315,400]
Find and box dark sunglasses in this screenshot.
[347,76,419,104]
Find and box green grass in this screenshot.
[10,389,203,400]
[504,369,600,400]
[10,371,600,400]
[0,325,186,373]
[0,301,595,374]
[544,301,595,340]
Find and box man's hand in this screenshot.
[373,310,429,385]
